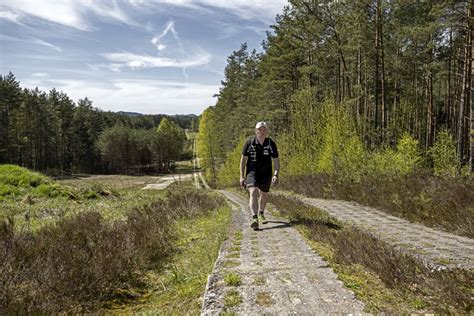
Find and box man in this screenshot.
[240,121,279,230]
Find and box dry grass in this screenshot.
[269,195,473,314]
[281,170,474,238]
[0,187,225,313]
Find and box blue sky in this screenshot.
[0,0,287,115]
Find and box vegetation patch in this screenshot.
[223,260,241,269]
[224,273,243,287]
[253,276,266,286]
[255,292,274,306]
[223,289,242,307]
[269,194,473,314]
[228,246,241,252]
[0,187,228,314]
[281,171,474,238]
[226,252,240,259]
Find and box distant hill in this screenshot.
[117,111,143,117]
[116,111,198,130]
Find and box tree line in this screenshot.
[198,0,473,185]
[0,72,195,175]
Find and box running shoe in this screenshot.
[250,217,259,230]
[259,212,268,224]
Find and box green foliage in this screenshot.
[315,101,366,178]
[281,88,320,175]
[224,272,242,286]
[97,119,186,174]
[429,129,458,176]
[217,136,247,188]
[197,108,221,186]
[156,117,187,170]
[0,164,69,200]
[0,164,50,188]
[367,134,422,176]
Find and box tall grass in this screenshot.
[281,170,474,238]
[270,195,473,314]
[0,187,225,313]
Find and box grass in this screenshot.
[120,201,232,314]
[269,194,473,314]
[281,170,474,238]
[226,252,240,259]
[0,169,230,314]
[223,289,242,307]
[255,292,273,306]
[253,276,266,285]
[223,260,241,268]
[224,273,243,287]
[1,168,174,232]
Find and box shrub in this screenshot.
[0,187,223,313]
[366,133,422,176]
[280,171,474,238]
[317,102,364,174]
[429,130,458,177]
[217,136,247,188]
[270,195,473,314]
[0,164,50,188]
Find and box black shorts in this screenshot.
[245,171,272,192]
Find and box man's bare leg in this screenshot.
[249,187,259,216]
[258,191,268,213]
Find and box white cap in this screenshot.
[255,121,267,129]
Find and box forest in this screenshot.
[197,0,473,185]
[0,72,197,175]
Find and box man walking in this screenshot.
[240,121,279,230]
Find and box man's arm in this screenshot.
[273,157,280,176]
[240,155,248,186]
[272,157,280,184]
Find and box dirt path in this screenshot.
[201,190,366,315]
[142,174,193,190]
[277,191,474,271]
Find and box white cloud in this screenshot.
[150,20,179,51]
[127,0,287,24]
[0,0,137,31]
[0,10,23,24]
[31,72,50,78]
[101,51,210,70]
[22,77,218,114]
[0,34,62,52]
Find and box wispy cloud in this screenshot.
[126,0,286,24]
[150,20,179,52]
[101,51,210,71]
[0,10,24,25]
[0,0,138,31]
[31,72,50,78]
[0,34,62,52]
[22,77,219,114]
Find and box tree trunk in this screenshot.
[374,0,381,135]
[458,4,472,166]
[379,0,386,142]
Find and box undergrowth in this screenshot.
[269,195,473,314]
[281,171,474,238]
[0,187,226,313]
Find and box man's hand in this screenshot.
[240,177,246,188]
[271,175,278,185]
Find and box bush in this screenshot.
[0,187,224,313]
[429,130,458,177]
[281,171,474,238]
[0,164,51,188]
[270,195,473,314]
[366,133,422,176]
[217,136,247,188]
